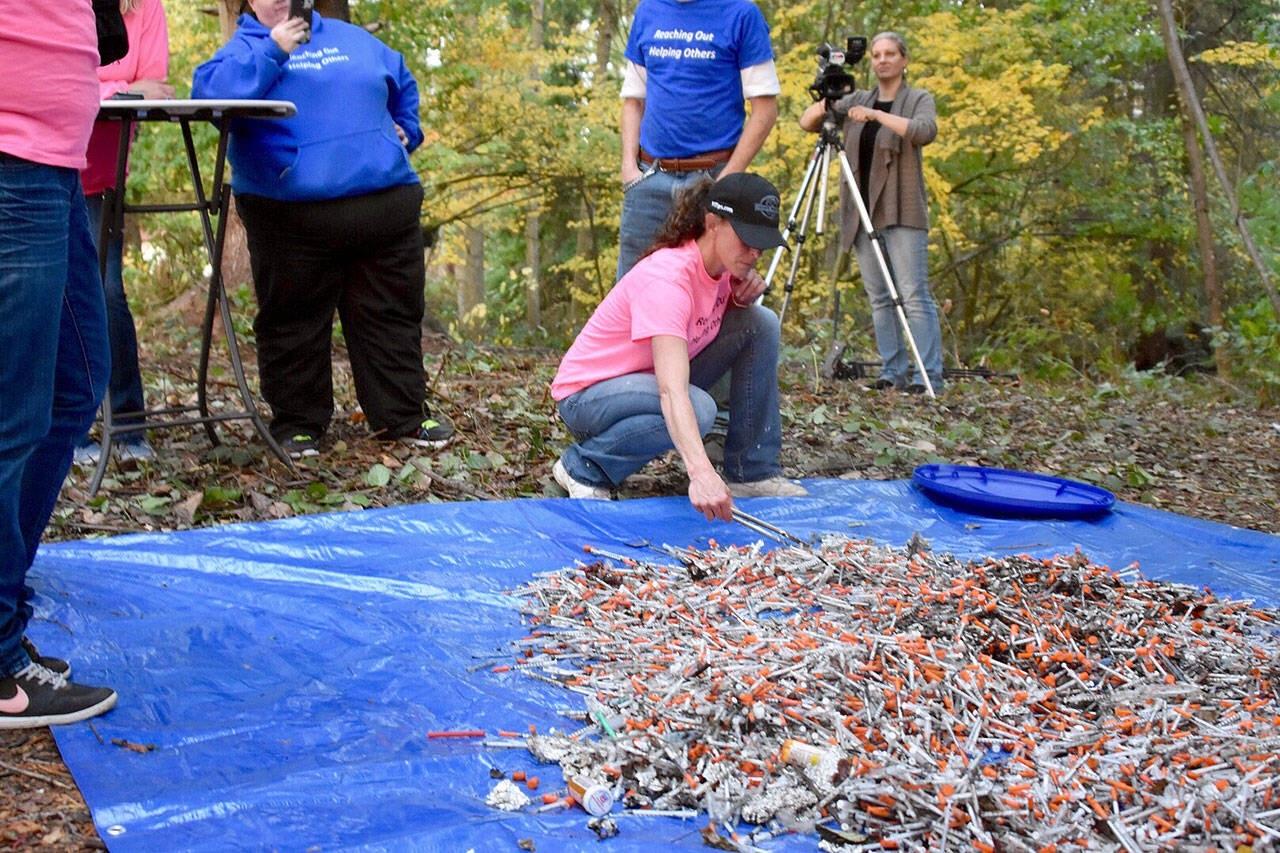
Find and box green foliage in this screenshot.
[123,0,1278,375]
[1220,297,1280,402]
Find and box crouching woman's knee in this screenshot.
[739,304,780,355]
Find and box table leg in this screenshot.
[204,181,296,473]
[87,120,135,496]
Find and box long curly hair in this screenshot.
[638,176,715,262]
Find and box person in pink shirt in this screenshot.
[0,0,119,727]
[551,173,807,520]
[75,0,173,467]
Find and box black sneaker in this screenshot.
[280,433,320,459]
[865,378,896,391]
[0,662,117,729]
[21,636,69,678]
[905,383,928,395]
[405,414,455,449]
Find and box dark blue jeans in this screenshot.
[0,154,109,677]
[84,192,147,430]
[557,305,783,487]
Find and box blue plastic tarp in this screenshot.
[34,479,1278,851]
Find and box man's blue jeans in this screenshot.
[853,226,944,390]
[0,154,109,678]
[617,166,722,281]
[84,192,147,430]
[557,305,783,487]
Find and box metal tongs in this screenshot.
[730,508,808,545]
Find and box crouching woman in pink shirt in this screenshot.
[550,173,807,521]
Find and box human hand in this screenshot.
[846,105,880,123]
[271,17,310,54]
[620,163,642,186]
[129,79,174,99]
[688,470,733,522]
[395,124,409,146]
[730,269,767,307]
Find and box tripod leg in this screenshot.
[778,146,828,326]
[833,150,936,398]
[765,143,823,288]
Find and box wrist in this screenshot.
[687,461,718,480]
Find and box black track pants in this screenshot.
[237,184,428,442]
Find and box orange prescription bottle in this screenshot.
[779,738,839,768]
[566,775,614,816]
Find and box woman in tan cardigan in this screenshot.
[800,31,943,393]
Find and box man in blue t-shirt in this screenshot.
[616,0,780,280]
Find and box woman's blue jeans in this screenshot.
[853,226,944,389]
[0,154,109,677]
[557,305,783,488]
[85,192,147,431]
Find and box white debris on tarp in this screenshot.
[486,779,531,811]
[526,733,575,764]
[740,784,818,825]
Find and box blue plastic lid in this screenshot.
[912,464,1116,519]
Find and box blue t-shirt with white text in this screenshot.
[625,0,773,158]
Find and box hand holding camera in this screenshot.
[271,16,310,54]
[289,0,314,40]
[272,0,313,53]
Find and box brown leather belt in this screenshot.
[638,146,734,173]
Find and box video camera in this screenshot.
[808,36,867,103]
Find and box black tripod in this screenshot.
[765,104,936,399]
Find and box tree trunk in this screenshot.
[1179,117,1228,373]
[217,1,239,42]
[525,215,542,330]
[569,0,619,316]
[459,225,486,333]
[1156,0,1280,319]
[524,0,546,332]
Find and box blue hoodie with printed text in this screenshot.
[192,12,423,202]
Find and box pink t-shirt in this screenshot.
[552,240,731,400]
[82,0,170,194]
[0,1,100,169]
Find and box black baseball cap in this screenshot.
[706,172,787,250]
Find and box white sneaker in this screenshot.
[726,476,808,498]
[552,458,611,500]
[115,439,156,464]
[72,443,101,467]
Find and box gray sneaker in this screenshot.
[726,476,808,498]
[552,458,611,500]
[115,438,156,464]
[72,442,101,467]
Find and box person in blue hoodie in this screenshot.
[192,0,452,459]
